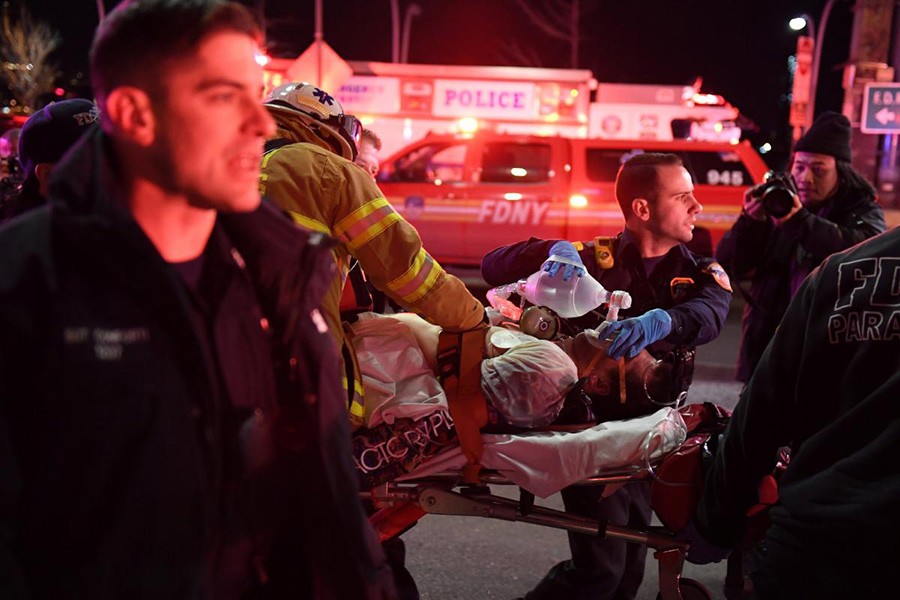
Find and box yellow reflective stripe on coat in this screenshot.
[334,197,402,251]
[342,375,366,418]
[286,210,331,235]
[349,397,365,419]
[388,249,443,304]
[258,148,279,197]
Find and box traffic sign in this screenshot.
[861,82,900,134]
[286,41,353,94]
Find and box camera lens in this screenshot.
[762,186,794,218]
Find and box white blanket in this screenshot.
[397,408,686,498]
[350,313,687,498]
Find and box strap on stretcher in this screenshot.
[436,326,489,484]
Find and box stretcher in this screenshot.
[361,402,732,600]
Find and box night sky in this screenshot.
[14,0,854,161]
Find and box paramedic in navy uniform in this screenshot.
[685,227,900,599]
[481,152,731,600]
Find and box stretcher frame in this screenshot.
[366,459,713,600]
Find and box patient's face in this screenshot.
[562,332,672,405]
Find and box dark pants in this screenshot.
[525,482,652,600]
[382,536,420,600]
[364,500,420,600]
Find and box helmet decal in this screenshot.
[311,88,336,106]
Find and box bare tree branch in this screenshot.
[510,0,569,41]
[511,0,599,68]
[498,38,546,68]
[1,5,60,111]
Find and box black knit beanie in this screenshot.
[795,111,852,162]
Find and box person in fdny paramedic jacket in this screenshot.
[482,152,731,600]
[0,1,395,599]
[685,227,900,599]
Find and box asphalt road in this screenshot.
[396,269,747,599]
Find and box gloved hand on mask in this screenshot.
[543,241,586,281]
[597,308,672,360]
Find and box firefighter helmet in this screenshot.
[264,82,361,160]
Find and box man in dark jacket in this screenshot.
[0,1,394,599]
[482,153,731,600]
[0,98,99,222]
[687,227,900,599]
[716,111,885,382]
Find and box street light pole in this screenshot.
[792,0,839,130]
[400,3,422,64]
[807,0,839,129]
[789,16,814,141]
[314,0,323,86]
[390,0,400,63]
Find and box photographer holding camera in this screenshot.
[717,111,885,383]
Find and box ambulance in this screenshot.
[262,58,596,157]
[260,58,769,264]
[376,132,768,266]
[334,61,595,157]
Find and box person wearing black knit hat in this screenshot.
[716,110,885,384]
[0,98,99,221]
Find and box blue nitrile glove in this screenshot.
[677,519,733,565]
[600,308,673,359]
[543,241,586,281]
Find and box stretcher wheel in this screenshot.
[655,578,712,600]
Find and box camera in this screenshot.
[757,171,798,218]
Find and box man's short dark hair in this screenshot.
[90,0,261,101]
[614,152,683,217]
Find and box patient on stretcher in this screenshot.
[349,312,686,491]
[350,312,579,430]
[351,312,675,430]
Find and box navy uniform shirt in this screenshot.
[481,229,732,357]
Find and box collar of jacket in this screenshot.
[807,176,875,221]
[265,104,334,154]
[617,228,698,267]
[220,201,337,345]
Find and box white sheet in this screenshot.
[351,314,448,427]
[350,313,688,498]
[396,408,687,498]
